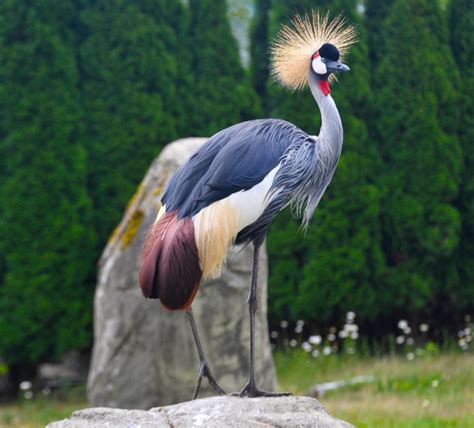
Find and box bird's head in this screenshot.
[310,43,350,95]
[271,12,356,96]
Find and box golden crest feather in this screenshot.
[271,11,357,90]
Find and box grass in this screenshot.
[275,350,474,428]
[0,352,472,427]
[0,387,86,428]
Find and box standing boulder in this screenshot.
[87,138,276,409]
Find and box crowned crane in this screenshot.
[139,12,356,398]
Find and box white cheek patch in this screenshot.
[311,56,327,75]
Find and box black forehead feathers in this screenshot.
[318,43,340,61]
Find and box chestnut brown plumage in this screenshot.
[139,211,202,310]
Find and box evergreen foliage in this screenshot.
[79,0,184,245]
[449,0,474,309]
[266,0,318,126]
[0,0,472,367]
[266,0,384,326]
[0,0,95,364]
[365,0,395,65]
[373,0,463,321]
[250,0,271,101]
[187,0,261,136]
[0,0,261,367]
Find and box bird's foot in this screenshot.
[192,360,226,400]
[234,381,292,398]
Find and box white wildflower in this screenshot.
[398,320,408,330]
[19,381,32,391]
[309,335,322,345]
[419,323,429,332]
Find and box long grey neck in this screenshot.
[308,71,343,157]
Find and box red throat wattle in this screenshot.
[312,51,331,96]
[318,80,330,96]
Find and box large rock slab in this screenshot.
[87,138,276,409]
[48,396,353,427]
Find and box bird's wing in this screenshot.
[161,132,230,213]
[163,119,307,218]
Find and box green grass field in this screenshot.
[0,352,472,427]
[275,351,474,427]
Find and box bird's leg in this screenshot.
[186,307,226,400]
[239,244,291,398]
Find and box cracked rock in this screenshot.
[48,396,354,427]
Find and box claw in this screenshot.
[192,360,226,400]
[237,381,292,398]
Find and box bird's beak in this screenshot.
[325,60,350,73]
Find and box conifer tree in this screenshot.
[263,0,321,321]
[450,0,474,311]
[0,0,96,364]
[250,0,271,103]
[373,0,462,319]
[365,0,395,65]
[264,0,384,324]
[187,0,261,136]
[80,0,185,245]
[266,0,319,130]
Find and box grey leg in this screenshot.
[186,307,226,399]
[239,244,291,398]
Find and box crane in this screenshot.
[139,12,356,398]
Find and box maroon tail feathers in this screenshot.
[139,210,202,310]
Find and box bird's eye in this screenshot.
[311,56,327,75]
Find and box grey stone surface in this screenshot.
[39,351,88,388]
[48,396,354,428]
[87,138,276,409]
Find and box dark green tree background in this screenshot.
[365,0,395,65]
[187,0,261,136]
[373,0,462,322]
[261,0,384,326]
[0,0,95,364]
[250,0,271,101]
[450,0,474,311]
[80,0,184,246]
[0,0,472,367]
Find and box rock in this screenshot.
[48,396,354,428]
[306,375,375,398]
[39,351,88,388]
[87,138,276,409]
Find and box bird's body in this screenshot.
[138,11,357,398]
[140,80,343,310]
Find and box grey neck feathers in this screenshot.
[308,71,343,157]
